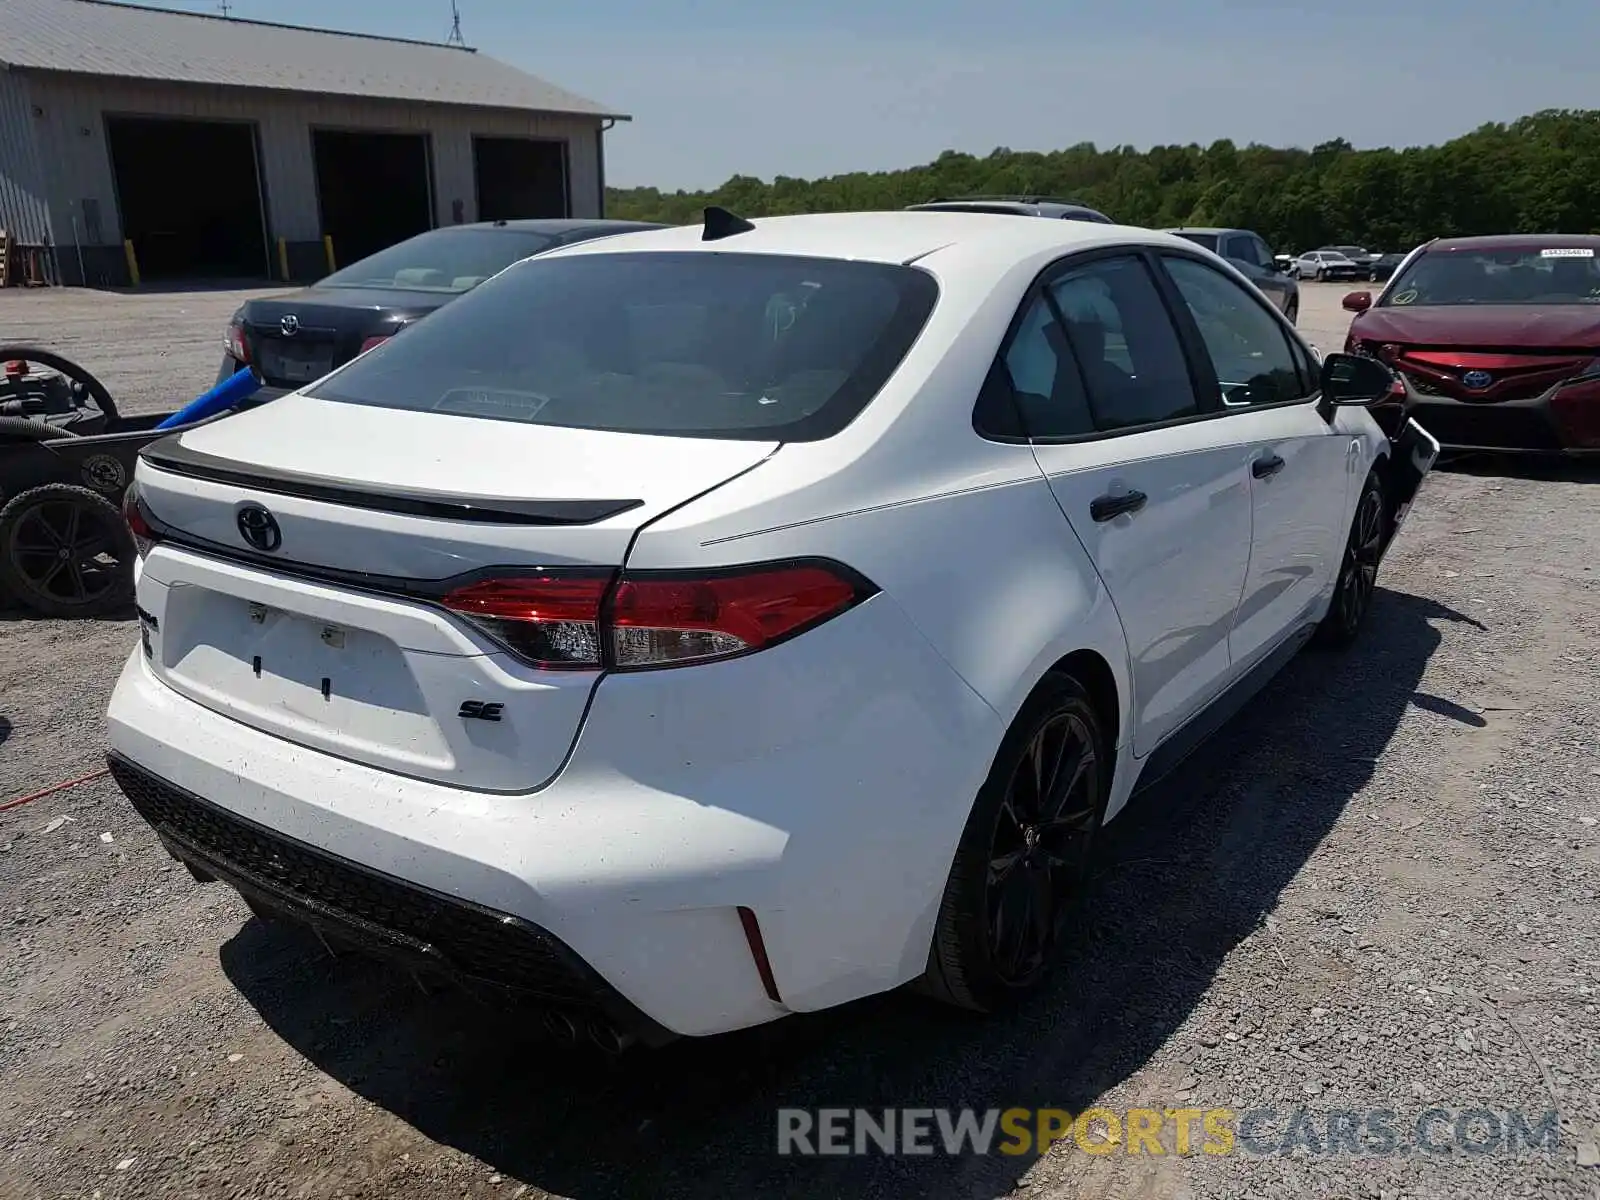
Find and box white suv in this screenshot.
[108,212,1437,1049]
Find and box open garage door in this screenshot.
[474,136,569,221]
[106,116,268,281]
[313,130,433,268]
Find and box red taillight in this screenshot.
[121,481,158,559]
[358,335,390,355]
[611,564,863,668]
[442,574,611,669]
[223,316,249,365]
[440,561,871,671]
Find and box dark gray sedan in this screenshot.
[1163,227,1300,324]
[217,218,666,397]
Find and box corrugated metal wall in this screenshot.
[0,67,52,243]
[20,72,603,253]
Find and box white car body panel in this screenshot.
[106,211,1433,1041]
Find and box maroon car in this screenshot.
[1342,234,1600,455]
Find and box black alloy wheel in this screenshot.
[0,484,136,618]
[1318,471,1386,648]
[918,672,1109,1011]
[985,709,1101,985]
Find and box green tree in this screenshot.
[606,109,1600,252]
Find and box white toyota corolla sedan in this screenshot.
[107,210,1438,1050]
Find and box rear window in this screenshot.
[308,251,940,441]
[319,227,559,294]
[1383,247,1600,306]
[1172,232,1220,252]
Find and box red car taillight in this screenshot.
[441,573,611,669]
[441,561,873,671]
[121,480,159,559]
[223,315,249,364]
[358,335,390,355]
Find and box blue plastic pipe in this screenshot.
[154,366,263,431]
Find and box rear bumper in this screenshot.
[106,589,1004,1039]
[107,752,676,1046]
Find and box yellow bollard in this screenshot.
[277,236,290,282]
[122,239,140,287]
[323,234,336,274]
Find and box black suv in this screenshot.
[906,195,1114,223]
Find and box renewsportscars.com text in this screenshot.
[776,1106,1563,1158]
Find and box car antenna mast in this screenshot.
[446,0,466,46]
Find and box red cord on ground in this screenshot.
[0,768,112,813]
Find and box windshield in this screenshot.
[1382,247,1600,306]
[309,251,940,441]
[319,227,558,293]
[1328,246,1368,257]
[1172,232,1220,252]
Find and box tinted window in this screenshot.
[319,227,559,293]
[1047,257,1199,431]
[1173,232,1220,253]
[1163,256,1308,406]
[1383,247,1600,306]
[992,293,1095,438]
[310,251,939,441]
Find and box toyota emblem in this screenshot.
[280,314,300,337]
[236,504,282,552]
[1461,369,1493,390]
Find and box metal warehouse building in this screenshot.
[0,0,628,287]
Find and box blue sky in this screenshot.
[131,0,1600,190]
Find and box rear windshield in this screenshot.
[308,251,939,441]
[319,228,558,294]
[1383,247,1600,306]
[1172,232,1219,252]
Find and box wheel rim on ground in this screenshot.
[985,711,1100,986]
[7,498,126,609]
[1336,487,1384,634]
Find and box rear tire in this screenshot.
[917,672,1110,1012]
[1285,298,1299,325]
[1316,469,1387,649]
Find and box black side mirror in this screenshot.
[1320,352,1397,407]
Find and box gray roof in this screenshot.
[0,0,627,120]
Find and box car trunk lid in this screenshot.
[132,394,775,791]
[241,288,444,389]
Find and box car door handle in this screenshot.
[1252,454,1285,479]
[1090,490,1147,522]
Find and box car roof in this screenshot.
[1425,233,1600,253]
[1162,226,1238,236]
[535,209,1179,267]
[908,198,1104,216]
[452,218,667,234]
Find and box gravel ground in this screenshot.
[1,282,1598,1200]
[0,282,288,417]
